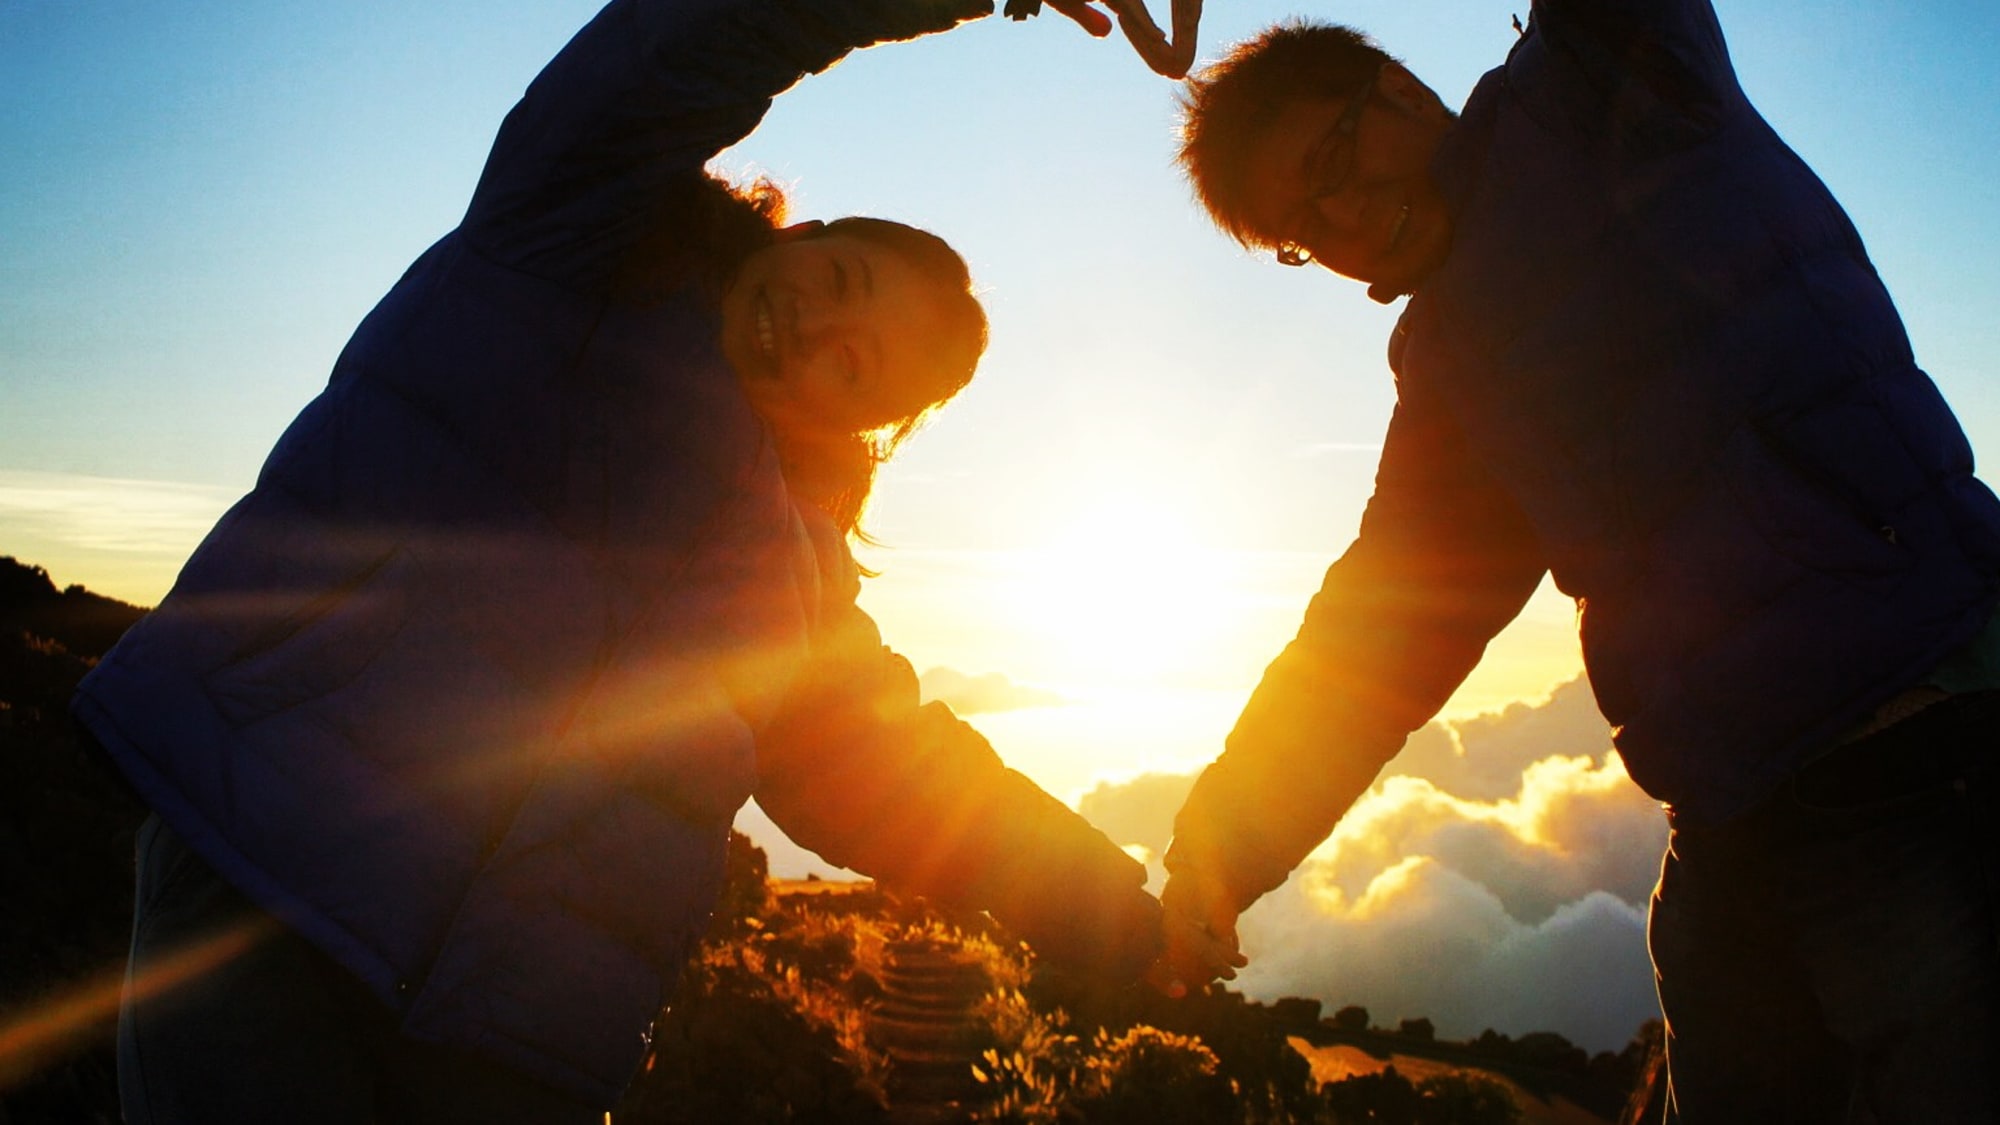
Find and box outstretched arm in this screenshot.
[1157,396,1546,989]
[755,595,1163,980]
[461,0,991,289]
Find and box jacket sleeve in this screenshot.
[460,0,989,289]
[1166,395,1548,910]
[754,596,1164,982]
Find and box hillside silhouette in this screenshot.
[0,556,1664,1123]
[0,557,150,1122]
[0,559,147,665]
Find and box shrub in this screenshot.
[1412,1070,1521,1125]
[1331,1005,1371,1032]
[1317,1065,1522,1125]
[614,849,896,1123]
[1072,1025,1236,1125]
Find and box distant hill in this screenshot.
[0,557,147,666]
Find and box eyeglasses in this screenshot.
[1275,66,1382,268]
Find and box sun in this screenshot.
[1000,492,1240,692]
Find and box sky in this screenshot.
[6,0,1999,1049]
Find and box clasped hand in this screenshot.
[1145,865,1249,997]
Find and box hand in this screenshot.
[1035,0,1201,78]
[1109,0,1201,78]
[1145,865,1248,997]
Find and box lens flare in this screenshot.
[0,913,280,1089]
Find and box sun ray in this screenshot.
[0,912,281,1088]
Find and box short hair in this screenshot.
[1178,21,1395,250]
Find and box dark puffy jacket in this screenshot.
[74,0,1158,1103]
[1173,0,2000,903]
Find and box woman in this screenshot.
[74,0,1171,1119]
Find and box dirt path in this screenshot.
[870,938,992,1123]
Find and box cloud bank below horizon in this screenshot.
[1078,678,1667,1053]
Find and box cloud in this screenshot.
[1075,678,1668,1052]
[0,470,235,555]
[1075,771,1197,860]
[0,470,241,604]
[1314,755,1665,924]
[1243,861,1655,1053]
[918,666,1068,715]
[1382,676,1612,802]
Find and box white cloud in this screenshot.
[1077,678,1668,1053]
[1243,859,1655,1053]
[0,470,239,603]
[1382,676,1611,801]
[1313,754,1664,925]
[0,470,235,556]
[1236,752,1664,1052]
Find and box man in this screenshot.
[1159,0,2000,1118]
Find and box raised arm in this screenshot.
[754,595,1164,981]
[460,0,991,289]
[1157,395,1546,986]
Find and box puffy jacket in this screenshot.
[1172,0,2000,903]
[74,0,1159,1103]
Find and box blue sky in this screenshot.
[5,0,1999,770]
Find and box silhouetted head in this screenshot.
[1180,21,1456,299]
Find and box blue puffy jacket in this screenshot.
[1173,0,2000,902]
[74,0,1159,1103]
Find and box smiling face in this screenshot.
[720,229,962,442]
[1237,64,1455,295]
